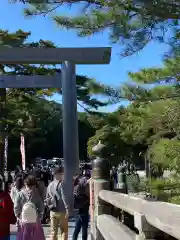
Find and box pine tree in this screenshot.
[12,0,180,56]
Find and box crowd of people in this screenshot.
[0,164,91,240]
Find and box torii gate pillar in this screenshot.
[62,61,79,208]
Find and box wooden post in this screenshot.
[62,62,79,213]
[90,141,111,240]
[134,212,160,239]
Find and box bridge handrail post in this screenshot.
[90,141,111,240]
[134,212,161,239]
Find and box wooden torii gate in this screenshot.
[0,47,111,209]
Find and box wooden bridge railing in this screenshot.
[90,143,180,240]
[93,189,180,240]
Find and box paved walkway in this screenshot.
[11,220,90,240]
[45,221,90,239]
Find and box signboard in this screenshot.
[4,136,8,171]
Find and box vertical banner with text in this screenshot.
[20,133,26,170]
[4,136,8,170]
[90,179,95,223]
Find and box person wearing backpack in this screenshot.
[46,167,69,240]
[72,175,90,240]
[10,177,24,203]
[14,175,45,240]
[0,174,16,240]
[35,171,48,224]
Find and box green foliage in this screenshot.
[168,196,180,204]
[15,0,180,56]
[145,178,180,201]
[6,95,98,169]
[129,57,180,84]
[147,139,180,173]
[86,41,180,172]
[146,178,180,189]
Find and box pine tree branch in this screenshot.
[11,0,180,57]
[18,0,180,20]
[143,1,180,20]
[19,0,102,4]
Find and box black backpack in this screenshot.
[74,178,89,210]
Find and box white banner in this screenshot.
[4,136,8,171]
[20,133,26,170]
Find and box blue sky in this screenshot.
[0,1,169,112]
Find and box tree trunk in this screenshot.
[0,88,6,175]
